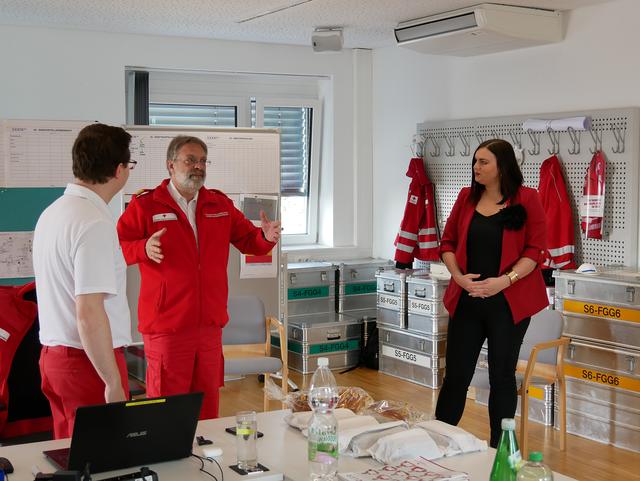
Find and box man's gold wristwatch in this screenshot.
[506,270,519,284]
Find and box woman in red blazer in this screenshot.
[435,139,549,447]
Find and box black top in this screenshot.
[466,210,503,280]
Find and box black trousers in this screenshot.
[435,291,530,447]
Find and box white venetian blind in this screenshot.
[149,103,237,127]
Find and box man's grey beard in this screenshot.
[174,170,205,193]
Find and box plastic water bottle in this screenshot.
[517,451,554,481]
[308,357,339,481]
[490,418,522,481]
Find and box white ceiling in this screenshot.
[0,0,611,49]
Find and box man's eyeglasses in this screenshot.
[126,160,138,170]
[178,157,211,167]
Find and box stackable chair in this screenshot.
[470,308,569,457]
[222,295,288,411]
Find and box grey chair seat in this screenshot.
[223,295,289,410]
[470,370,550,391]
[224,357,283,376]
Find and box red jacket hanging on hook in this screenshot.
[537,155,576,269]
[580,151,606,239]
[394,157,440,263]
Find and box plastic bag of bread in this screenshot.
[284,386,374,413]
[284,390,311,412]
[360,399,428,425]
[336,386,374,414]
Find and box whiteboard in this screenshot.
[123,126,280,195]
[1,119,95,188]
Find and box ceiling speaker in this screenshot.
[312,29,343,52]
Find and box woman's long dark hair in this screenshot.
[470,138,523,204]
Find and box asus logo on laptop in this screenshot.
[126,430,148,438]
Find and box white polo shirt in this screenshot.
[33,183,131,348]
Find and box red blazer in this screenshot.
[440,186,549,323]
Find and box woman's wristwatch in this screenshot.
[505,270,519,284]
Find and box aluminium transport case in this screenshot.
[406,272,450,335]
[557,337,640,452]
[376,269,412,329]
[286,261,336,317]
[554,268,640,349]
[378,325,446,388]
[553,268,640,451]
[338,258,393,319]
[270,313,361,374]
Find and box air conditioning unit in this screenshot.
[395,3,564,56]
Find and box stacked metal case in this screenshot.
[554,268,640,452]
[286,262,336,317]
[338,259,393,320]
[278,261,359,373]
[271,313,362,374]
[377,269,450,388]
[337,259,393,354]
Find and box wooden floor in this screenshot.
[219,367,640,481]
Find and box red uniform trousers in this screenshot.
[39,346,129,439]
[143,324,223,420]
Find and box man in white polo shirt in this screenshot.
[32,123,133,439]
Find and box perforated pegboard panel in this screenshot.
[415,108,639,269]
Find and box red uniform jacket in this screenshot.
[394,157,439,263]
[439,186,549,323]
[538,155,576,270]
[117,179,275,334]
[0,282,52,438]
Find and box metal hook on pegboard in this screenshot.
[526,129,541,156]
[490,129,500,140]
[458,133,471,156]
[567,126,581,155]
[547,127,560,154]
[611,125,626,153]
[475,131,484,145]
[410,134,424,158]
[426,134,441,157]
[508,129,522,151]
[588,128,603,154]
[443,133,456,157]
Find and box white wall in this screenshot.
[371,0,640,261]
[0,25,372,260]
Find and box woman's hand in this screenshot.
[467,275,511,298]
[454,273,481,293]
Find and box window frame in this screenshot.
[255,97,321,245]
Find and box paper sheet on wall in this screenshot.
[124,129,280,195]
[0,231,34,278]
[2,119,95,187]
[239,194,279,279]
[0,124,5,187]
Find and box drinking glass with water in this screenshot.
[235,410,258,471]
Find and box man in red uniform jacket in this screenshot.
[117,136,281,419]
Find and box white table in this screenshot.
[0,410,576,480]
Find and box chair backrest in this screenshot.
[222,295,267,346]
[519,309,564,365]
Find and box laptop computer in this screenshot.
[44,392,203,474]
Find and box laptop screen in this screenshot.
[44,392,203,474]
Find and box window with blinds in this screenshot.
[149,103,237,127]
[261,106,312,197]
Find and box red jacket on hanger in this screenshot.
[0,281,52,438]
[394,157,439,263]
[538,155,576,269]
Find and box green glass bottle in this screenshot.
[490,418,522,481]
